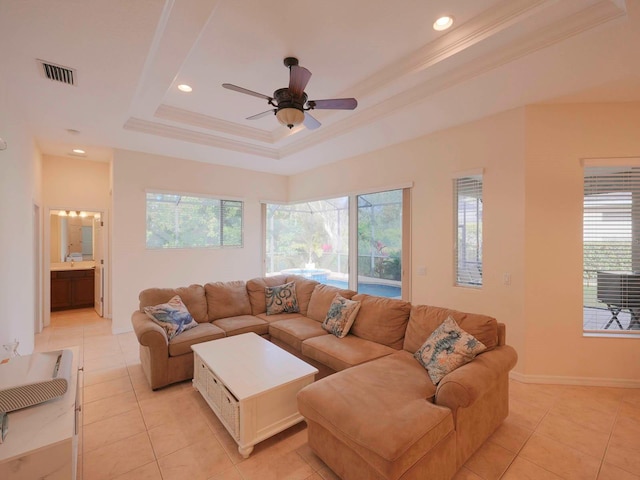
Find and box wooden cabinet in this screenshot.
[51,269,94,310]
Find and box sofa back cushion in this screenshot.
[285,275,319,316]
[350,294,411,350]
[307,283,357,322]
[246,275,288,315]
[205,280,251,321]
[138,284,208,323]
[403,304,498,353]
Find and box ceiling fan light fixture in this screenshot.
[276,107,305,129]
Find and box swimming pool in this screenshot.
[281,268,330,282]
[323,279,401,298]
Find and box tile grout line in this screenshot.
[498,388,559,479]
[596,396,635,479]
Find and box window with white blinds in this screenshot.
[583,166,640,332]
[455,176,483,287]
[146,192,243,249]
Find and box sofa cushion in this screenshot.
[212,315,269,336]
[301,334,395,371]
[297,351,450,477]
[350,294,411,349]
[285,275,319,316]
[414,316,487,384]
[266,281,300,315]
[139,284,208,323]
[403,305,498,354]
[205,281,251,321]
[246,275,288,315]
[256,312,305,323]
[322,294,361,338]
[307,284,357,322]
[144,295,199,340]
[168,322,225,356]
[269,317,328,351]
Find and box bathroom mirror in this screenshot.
[50,210,101,262]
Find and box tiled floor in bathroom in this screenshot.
[34,308,640,480]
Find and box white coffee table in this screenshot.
[191,332,318,458]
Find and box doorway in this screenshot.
[34,203,42,333]
[45,208,107,324]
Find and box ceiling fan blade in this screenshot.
[308,98,358,110]
[222,83,272,101]
[303,111,321,130]
[289,65,312,98]
[246,109,276,120]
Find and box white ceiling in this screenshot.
[1,0,640,175]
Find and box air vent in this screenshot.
[37,60,76,86]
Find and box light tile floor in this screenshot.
[34,309,640,480]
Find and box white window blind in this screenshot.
[455,176,483,287]
[146,192,243,249]
[583,166,640,331]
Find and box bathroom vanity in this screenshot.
[50,264,95,311]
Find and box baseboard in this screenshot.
[509,371,640,388]
[111,325,133,335]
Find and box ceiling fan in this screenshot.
[222,57,357,130]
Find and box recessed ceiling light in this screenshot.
[72,148,85,154]
[433,15,454,31]
[178,84,193,93]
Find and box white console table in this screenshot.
[0,347,82,480]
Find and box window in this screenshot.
[265,197,349,283]
[455,175,483,286]
[264,187,410,299]
[583,166,640,332]
[146,192,243,249]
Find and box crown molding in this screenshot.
[279,0,626,158]
[155,104,276,143]
[349,0,551,100]
[123,117,280,159]
[128,0,626,161]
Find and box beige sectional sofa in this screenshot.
[131,275,517,480]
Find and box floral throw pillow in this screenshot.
[414,316,487,384]
[265,282,300,315]
[322,294,361,338]
[144,295,199,340]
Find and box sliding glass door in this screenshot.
[264,187,410,299]
[356,189,404,298]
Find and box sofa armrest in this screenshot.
[131,311,168,349]
[435,345,517,414]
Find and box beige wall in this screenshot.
[0,94,42,354]
[522,103,640,384]
[290,108,528,373]
[291,103,640,385]
[42,155,111,210]
[42,155,111,325]
[110,150,288,334]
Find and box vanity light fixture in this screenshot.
[58,210,68,217]
[72,148,85,154]
[178,84,193,93]
[433,15,454,31]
